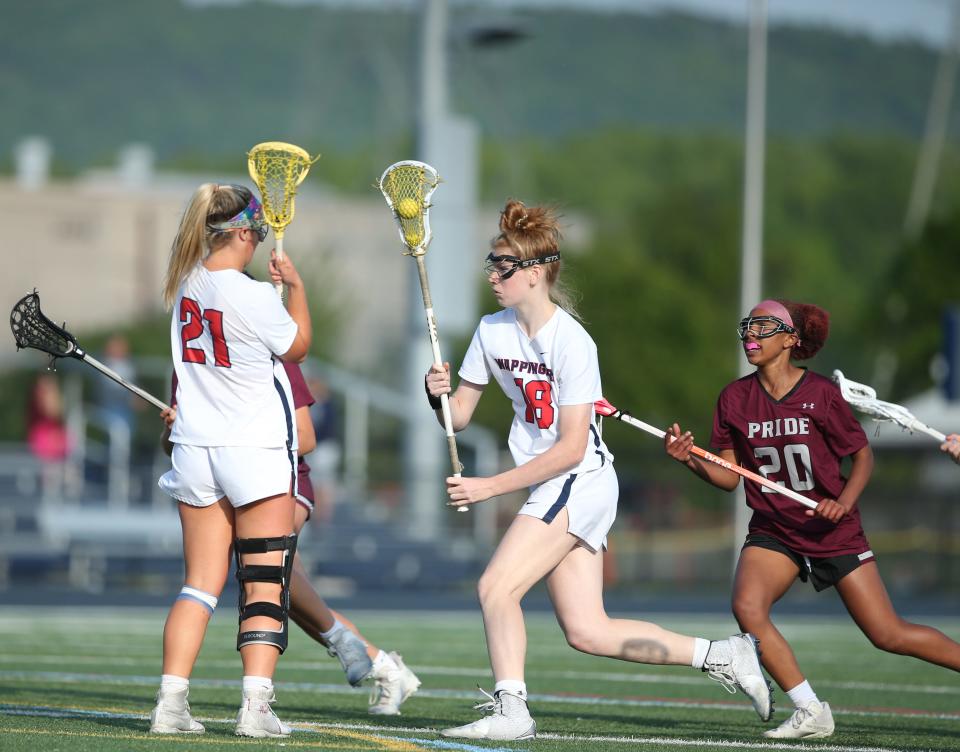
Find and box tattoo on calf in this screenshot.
[622,638,669,664]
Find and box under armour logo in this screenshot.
[802,403,816,410]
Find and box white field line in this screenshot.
[0,703,936,752]
[1,670,958,722]
[0,705,516,752]
[0,653,956,697]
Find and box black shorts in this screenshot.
[743,533,875,592]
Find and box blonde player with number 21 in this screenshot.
[425,199,773,741]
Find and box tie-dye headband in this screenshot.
[208,194,265,233]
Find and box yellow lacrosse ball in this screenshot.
[396,198,420,219]
[404,229,423,247]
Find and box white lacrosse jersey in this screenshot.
[459,306,613,474]
[169,265,298,448]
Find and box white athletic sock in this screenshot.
[242,675,273,694]
[160,674,189,691]
[319,618,345,642]
[494,679,527,700]
[786,680,819,708]
[691,637,711,669]
[159,675,190,709]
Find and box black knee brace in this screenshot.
[234,533,298,653]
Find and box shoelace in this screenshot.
[790,705,815,729]
[369,673,397,705]
[472,687,503,716]
[369,682,391,704]
[705,663,737,694]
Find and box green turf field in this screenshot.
[1,607,957,751]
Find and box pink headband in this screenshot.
[755,299,794,328]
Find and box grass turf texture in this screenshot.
[1,608,958,751]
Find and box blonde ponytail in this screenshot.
[162,184,252,309]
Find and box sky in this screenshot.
[187,0,957,48]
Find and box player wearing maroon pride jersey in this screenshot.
[280,362,422,715]
[666,299,960,740]
[713,369,871,558]
[426,200,773,742]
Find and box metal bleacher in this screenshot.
[0,359,495,599]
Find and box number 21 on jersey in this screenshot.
[180,297,231,367]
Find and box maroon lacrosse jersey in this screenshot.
[711,370,871,557]
[282,362,316,506]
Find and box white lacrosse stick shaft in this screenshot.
[82,353,169,411]
[415,256,463,481]
[273,235,285,296]
[595,399,818,510]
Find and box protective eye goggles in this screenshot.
[737,315,797,340]
[208,196,268,242]
[483,251,561,281]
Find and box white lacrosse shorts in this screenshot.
[518,461,618,552]
[159,444,294,508]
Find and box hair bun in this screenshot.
[499,199,556,236]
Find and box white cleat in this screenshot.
[327,628,374,687]
[764,700,834,739]
[704,633,773,721]
[235,687,291,738]
[368,651,421,715]
[440,689,536,741]
[149,687,204,734]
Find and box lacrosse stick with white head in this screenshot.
[594,397,819,509]
[833,370,946,442]
[11,291,169,411]
[247,142,319,295]
[378,160,465,507]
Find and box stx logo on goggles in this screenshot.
[484,252,562,281]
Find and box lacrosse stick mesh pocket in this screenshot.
[10,293,75,357]
[380,163,437,252]
[247,143,315,238]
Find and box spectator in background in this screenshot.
[26,373,70,497]
[942,434,960,464]
[97,334,138,433]
[27,373,69,461]
[306,376,339,523]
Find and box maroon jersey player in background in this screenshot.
[664,299,960,740]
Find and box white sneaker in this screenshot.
[368,651,421,715]
[764,700,834,739]
[440,689,536,741]
[235,687,291,738]
[149,687,204,734]
[327,628,373,687]
[704,633,773,721]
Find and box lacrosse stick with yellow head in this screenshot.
[378,160,465,505]
[247,142,319,295]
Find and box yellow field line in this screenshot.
[0,725,426,750]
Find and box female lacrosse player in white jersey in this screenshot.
[427,199,773,742]
[149,183,310,738]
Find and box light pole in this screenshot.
[405,0,526,540]
[734,0,768,565]
[904,0,960,240]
